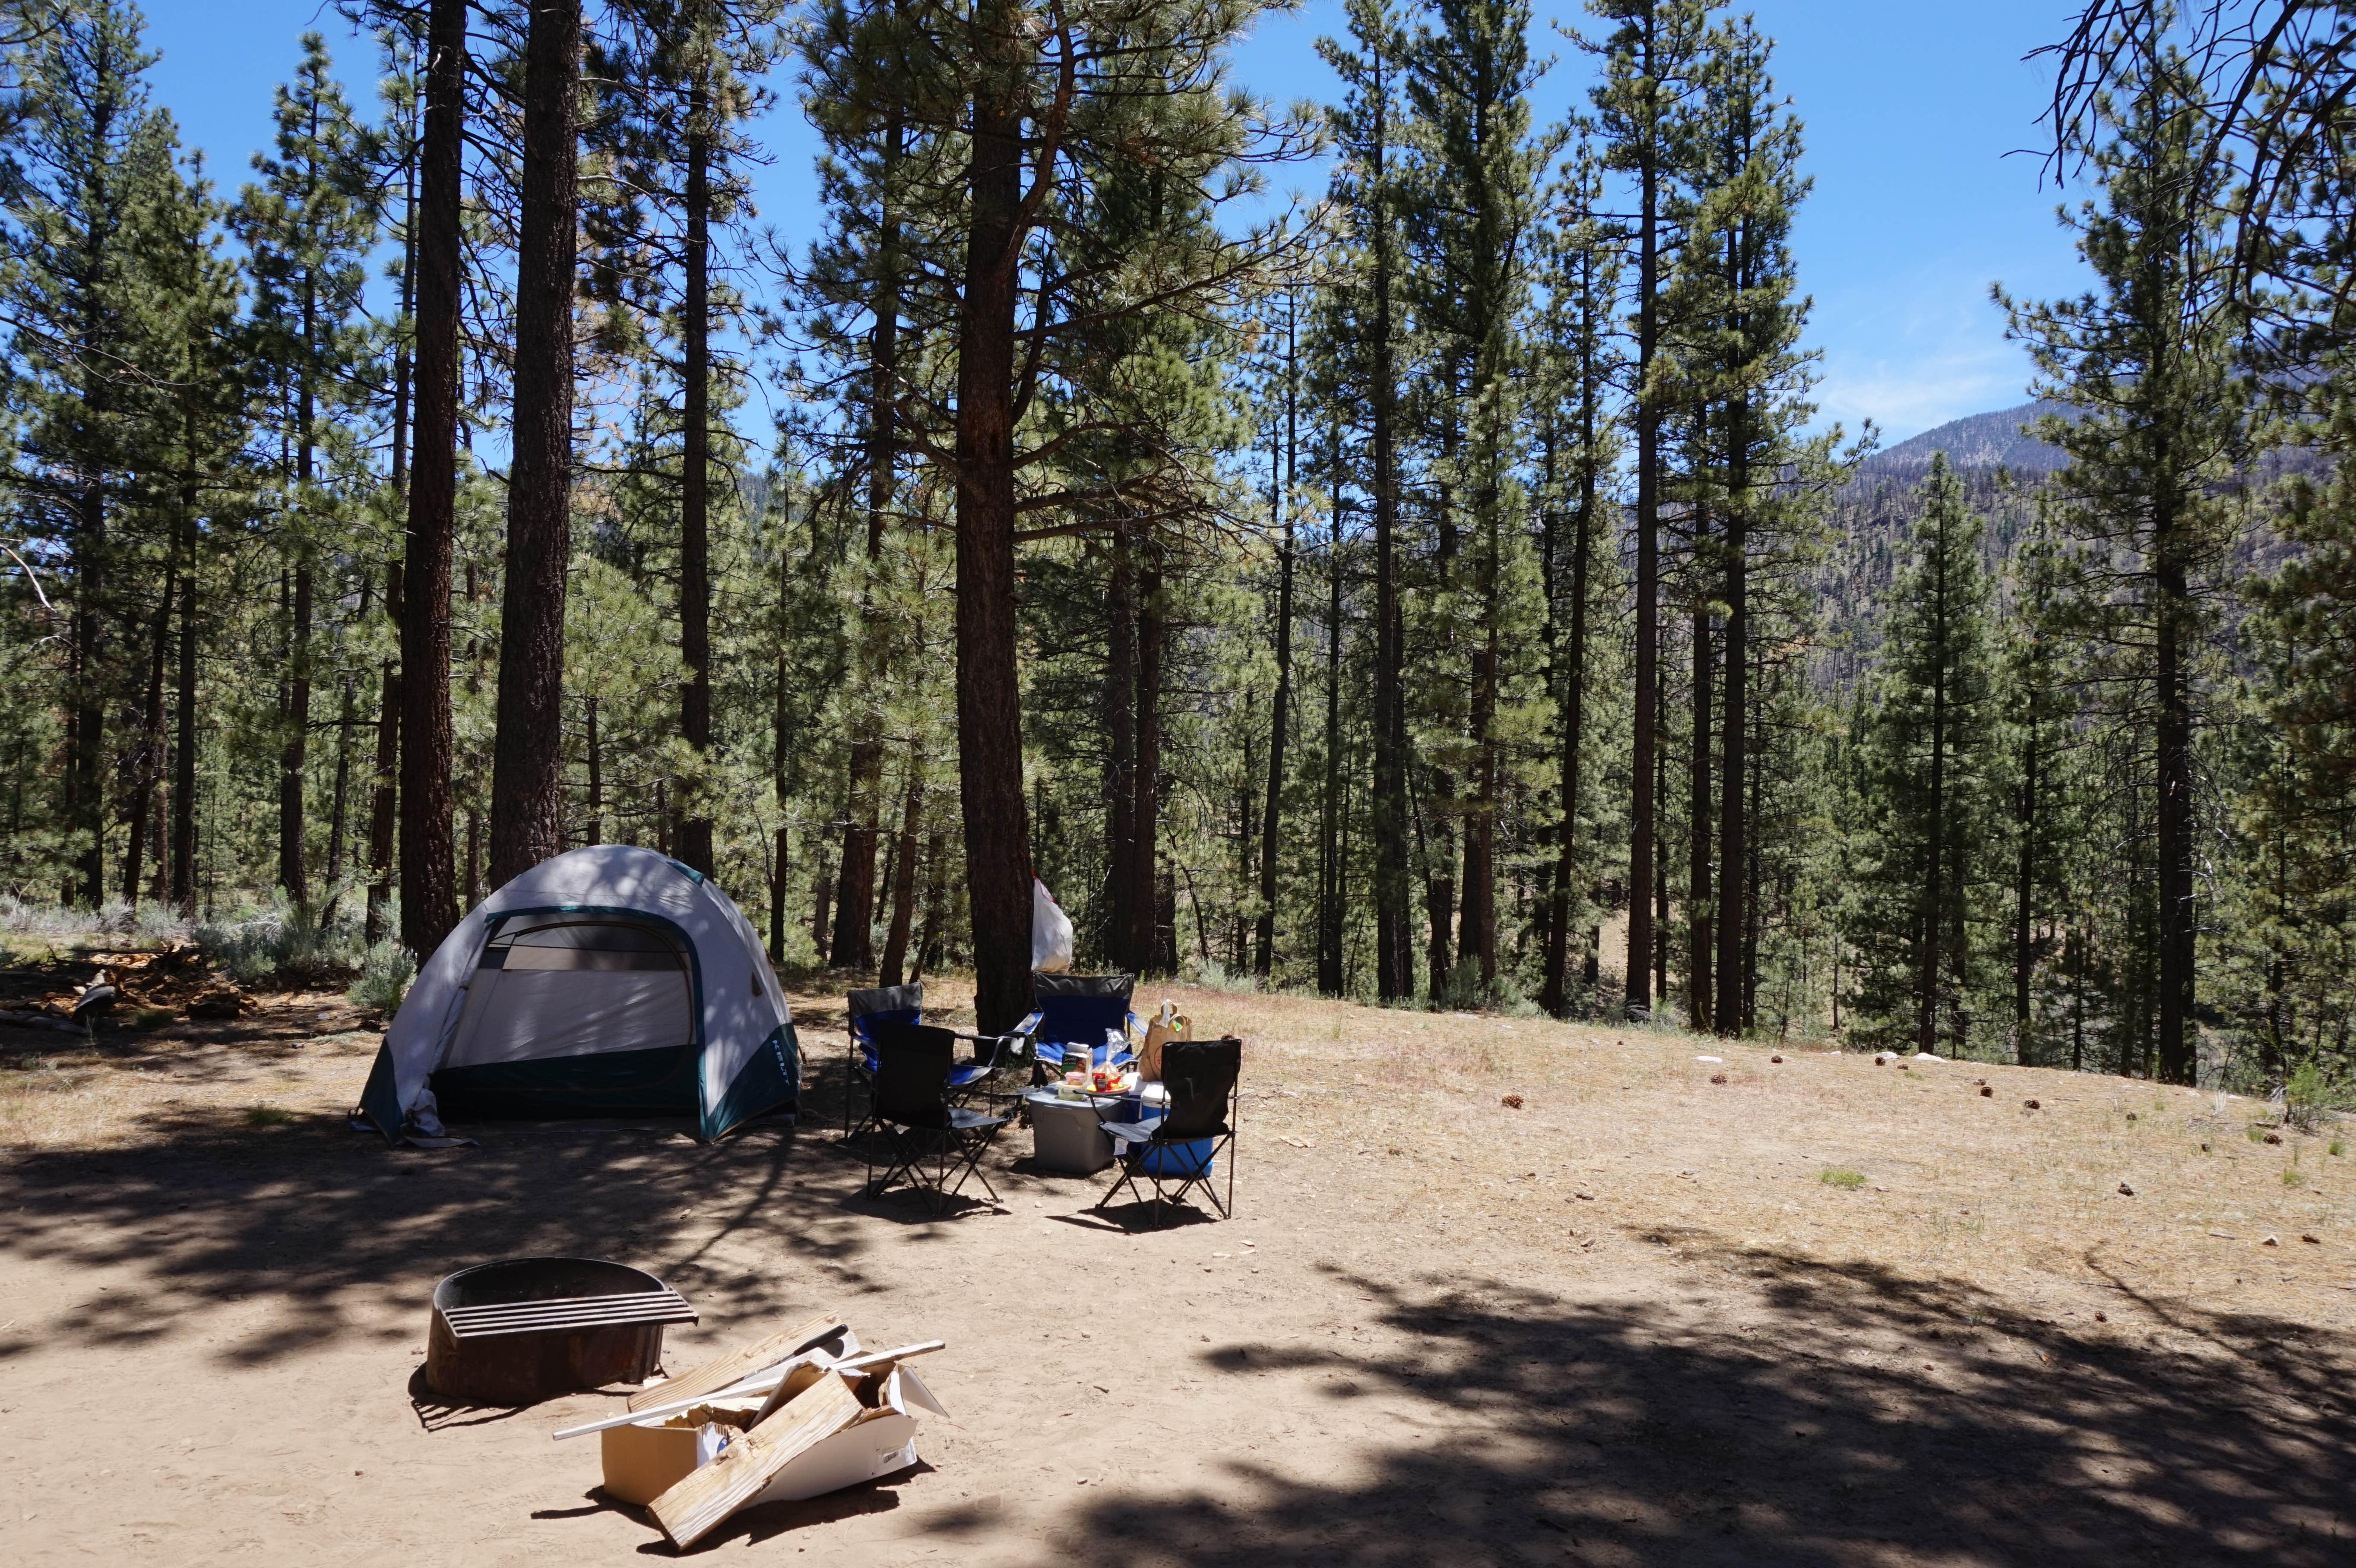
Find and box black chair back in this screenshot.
[872,1022,957,1129]
[848,983,924,1043]
[1157,1037,1241,1139]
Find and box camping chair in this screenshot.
[844,984,923,1138]
[1012,972,1140,1083]
[1094,1036,1241,1228]
[863,1022,1010,1213]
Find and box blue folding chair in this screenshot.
[1010,972,1140,1082]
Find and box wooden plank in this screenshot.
[625,1312,842,1413]
[649,1373,864,1549]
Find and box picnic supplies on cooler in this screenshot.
[1139,999,1191,1081]
[1096,1035,1241,1227]
[1032,878,1075,972]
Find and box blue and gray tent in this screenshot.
[360,845,799,1141]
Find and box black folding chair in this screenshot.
[864,1022,1009,1214]
[1095,1036,1240,1228]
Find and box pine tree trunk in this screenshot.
[1256,318,1297,980]
[171,475,200,912]
[1317,435,1346,996]
[879,762,921,986]
[1106,532,1137,964]
[2012,703,2037,1062]
[1542,460,1593,1018]
[324,674,356,917]
[1366,40,1412,1003]
[1128,563,1164,976]
[953,17,1036,1031]
[1688,597,1712,1030]
[2155,541,2195,1083]
[1625,84,1661,1021]
[1714,471,1748,1038]
[400,0,467,959]
[583,693,602,844]
[490,0,580,890]
[280,557,313,902]
[367,120,416,948]
[675,77,715,877]
[1919,520,1951,1054]
[123,568,172,904]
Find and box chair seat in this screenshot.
[1102,1118,1229,1144]
[946,1106,1008,1132]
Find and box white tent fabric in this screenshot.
[370,845,796,1139]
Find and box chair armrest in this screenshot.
[1009,1010,1044,1040]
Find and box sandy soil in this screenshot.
[4,964,2354,1566]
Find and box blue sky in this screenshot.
[143,0,2088,445]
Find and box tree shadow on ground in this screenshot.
[0,1103,929,1369]
[1029,1232,2356,1567]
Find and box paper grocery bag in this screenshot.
[1140,1011,1191,1082]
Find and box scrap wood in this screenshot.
[553,1336,944,1441]
[626,1312,843,1413]
[649,1372,863,1549]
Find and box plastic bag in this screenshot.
[1031,877,1074,973]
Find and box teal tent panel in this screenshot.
[359,1042,404,1141]
[431,1044,700,1122]
[704,1022,799,1139]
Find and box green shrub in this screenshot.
[246,1104,294,1128]
[197,894,364,984]
[1821,1166,1866,1189]
[347,940,416,1015]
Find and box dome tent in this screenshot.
[359,846,799,1141]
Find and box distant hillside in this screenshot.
[1859,400,2071,476]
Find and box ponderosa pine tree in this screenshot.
[1585,0,1710,1020]
[1851,454,2004,1053]
[489,0,583,888]
[236,32,379,911]
[399,0,466,958]
[2002,41,2245,1085]
[1322,0,1415,1001]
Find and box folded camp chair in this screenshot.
[1095,1036,1241,1227]
[1012,972,1140,1083]
[864,1022,1010,1214]
[844,983,923,1138]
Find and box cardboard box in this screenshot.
[601,1362,948,1511]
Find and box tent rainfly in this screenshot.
[361,846,799,1141]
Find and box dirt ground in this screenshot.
[4,958,2354,1566]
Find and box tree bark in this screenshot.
[953,10,1036,1031]
[400,0,467,958]
[280,557,313,902]
[1624,10,1662,1019]
[1317,428,1346,996]
[879,759,921,986]
[675,63,715,876]
[1688,596,1712,1031]
[488,0,580,889]
[1919,512,1951,1055]
[170,467,200,912]
[1256,307,1298,979]
[1106,529,1137,963]
[1366,36,1412,1003]
[1714,468,1748,1038]
[1542,339,1596,1018]
[123,568,172,904]
[1127,560,1164,976]
[2155,534,2195,1083]
[367,120,416,947]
